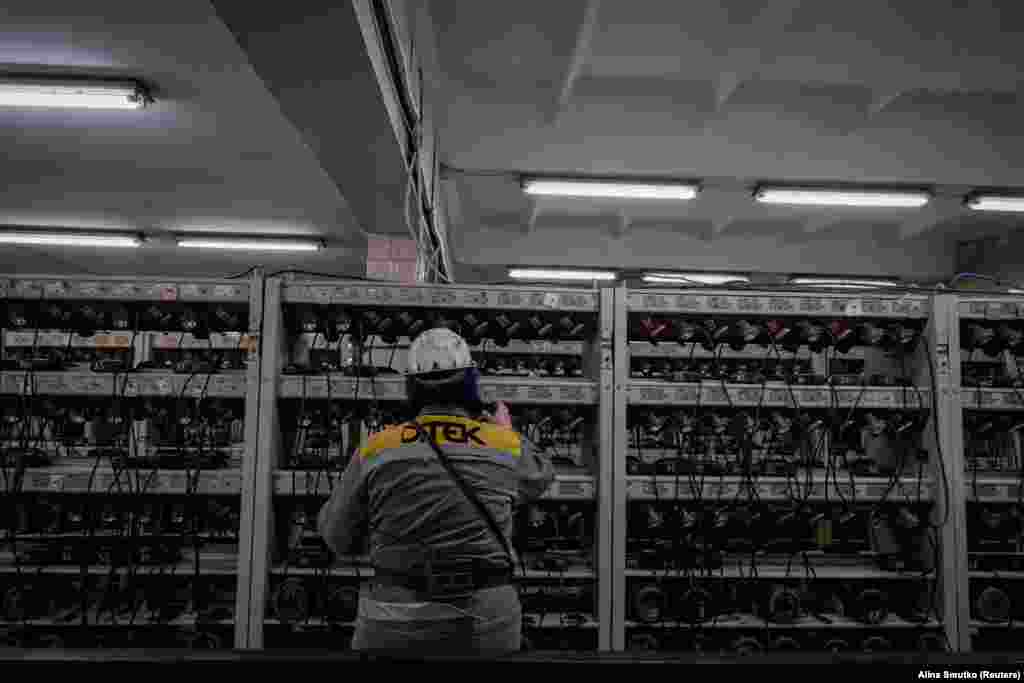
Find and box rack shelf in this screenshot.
[625,615,942,630]
[0,276,250,303]
[272,470,595,500]
[628,381,930,408]
[627,290,930,318]
[626,474,932,502]
[13,467,243,495]
[278,375,598,405]
[960,389,1024,410]
[281,281,599,311]
[0,371,247,398]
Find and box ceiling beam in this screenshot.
[868,91,904,118]
[441,176,465,235]
[549,0,602,125]
[713,0,804,111]
[802,215,843,233]
[612,209,631,239]
[525,201,544,235]
[899,194,965,241]
[694,187,741,237]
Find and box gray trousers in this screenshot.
[351,584,521,655]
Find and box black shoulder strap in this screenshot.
[415,422,515,570]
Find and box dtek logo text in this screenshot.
[401,422,486,446]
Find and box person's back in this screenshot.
[318,328,554,654]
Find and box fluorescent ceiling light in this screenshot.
[755,187,930,208]
[0,231,140,248]
[508,268,617,281]
[967,195,1024,213]
[790,277,900,289]
[523,178,698,201]
[177,238,322,252]
[0,77,151,110]
[1009,289,1024,295]
[644,272,750,285]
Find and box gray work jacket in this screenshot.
[318,410,554,573]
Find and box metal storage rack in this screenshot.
[611,286,959,655]
[0,273,264,650]
[953,294,1024,653]
[247,278,615,650]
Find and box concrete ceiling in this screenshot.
[427,0,1024,280]
[0,0,408,277]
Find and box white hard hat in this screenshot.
[407,327,475,376]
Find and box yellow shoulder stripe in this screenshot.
[358,426,405,460]
[359,416,522,458]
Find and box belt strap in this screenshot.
[373,567,513,596]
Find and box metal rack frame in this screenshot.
[612,284,961,653]
[0,271,264,650]
[953,293,1024,653]
[245,277,615,650]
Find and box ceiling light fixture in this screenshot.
[966,195,1024,213]
[176,237,323,252]
[643,272,750,285]
[522,178,699,201]
[790,277,900,289]
[755,187,930,208]
[0,76,152,110]
[508,268,617,282]
[0,230,141,248]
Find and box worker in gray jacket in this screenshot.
[318,327,555,654]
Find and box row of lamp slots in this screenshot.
[8,497,239,548]
[0,398,244,469]
[628,580,935,626]
[627,503,934,572]
[289,305,593,346]
[3,302,247,338]
[281,404,589,470]
[1,346,248,374]
[964,414,1024,473]
[969,505,1024,567]
[280,501,595,573]
[1,575,235,632]
[627,630,945,655]
[631,356,903,388]
[632,316,922,354]
[971,583,1024,625]
[628,409,926,476]
[962,321,1024,356]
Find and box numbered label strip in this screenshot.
[629,381,928,409]
[282,282,598,311]
[471,340,585,356]
[152,332,258,353]
[0,371,246,397]
[4,330,134,349]
[958,298,1024,320]
[279,375,598,404]
[627,290,929,318]
[275,471,594,500]
[960,388,1024,410]
[18,468,242,495]
[627,476,932,501]
[629,342,842,361]
[966,479,1024,502]
[0,278,248,302]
